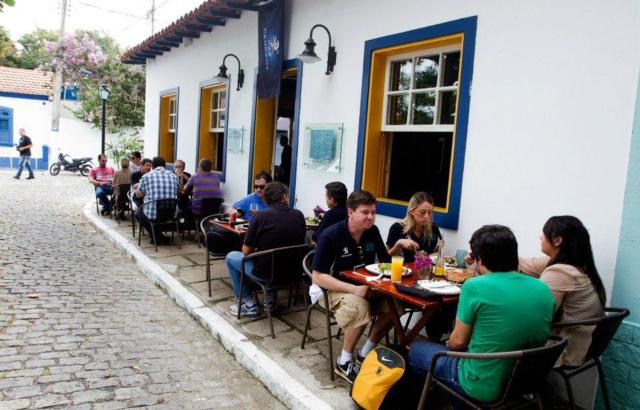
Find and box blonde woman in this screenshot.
[386,192,442,263]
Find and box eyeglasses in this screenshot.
[254,184,266,190]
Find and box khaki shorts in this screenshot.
[320,291,392,330]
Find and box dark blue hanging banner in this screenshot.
[257,0,284,98]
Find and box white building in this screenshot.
[0,66,125,170]
[125,1,640,407]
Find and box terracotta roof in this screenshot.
[122,0,260,65]
[0,66,53,97]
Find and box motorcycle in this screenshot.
[49,153,94,176]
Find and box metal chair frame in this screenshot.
[199,214,231,297]
[418,336,568,410]
[127,190,137,237]
[300,250,342,381]
[110,183,131,224]
[192,197,224,247]
[238,244,309,338]
[136,198,181,252]
[551,307,630,410]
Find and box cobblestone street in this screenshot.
[0,171,285,409]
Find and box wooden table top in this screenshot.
[340,265,458,310]
[208,218,248,236]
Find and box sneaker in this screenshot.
[26,176,35,180]
[355,352,367,365]
[335,359,360,384]
[229,302,259,318]
[13,176,19,179]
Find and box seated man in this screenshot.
[134,156,180,244]
[183,158,222,216]
[225,182,306,317]
[311,181,348,245]
[130,158,152,208]
[89,153,115,215]
[227,171,272,221]
[312,191,393,383]
[408,225,555,403]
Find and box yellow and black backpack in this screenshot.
[351,346,406,410]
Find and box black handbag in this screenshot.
[205,224,241,254]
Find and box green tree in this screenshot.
[15,29,57,69]
[0,25,18,67]
[0,0,15,12]
[41,30,145,135]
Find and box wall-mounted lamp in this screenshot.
[296,24,336,75]
[214,53,244,91]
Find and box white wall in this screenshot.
[0,96,127,167]
[143,0,640,297]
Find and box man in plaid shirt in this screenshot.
[134,156,180,243]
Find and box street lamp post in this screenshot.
[99,84,111,154]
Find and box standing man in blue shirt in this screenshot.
[228,171,272,220]
[13,128,34,180]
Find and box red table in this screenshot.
[208,218,248,236]
[341,265,458,347]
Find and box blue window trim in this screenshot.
[158,87,180,162]
[0,106,14,147]
[354,16,477,230]
[0,91,49,101]
[194,78,230,182]
[246,58,303,208]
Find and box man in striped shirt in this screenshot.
[134,156,180,243]
[183,158,222,215]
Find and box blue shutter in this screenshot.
[0,107,13,146]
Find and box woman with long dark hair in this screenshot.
[520,215,606,367]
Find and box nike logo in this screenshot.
[380,357,392,363]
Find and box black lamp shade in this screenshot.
[297,37,321,63]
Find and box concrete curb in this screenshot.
[83,201,333,410]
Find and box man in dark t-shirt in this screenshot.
[311,191,393,383]
[13,128,34,180]
[225,182,306,317]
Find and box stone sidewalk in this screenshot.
[0,171,287,409]
[85,188,355,409]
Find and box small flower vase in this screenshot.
[414,251,433,279]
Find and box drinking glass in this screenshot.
[456,249,468,268]
[391,256,404,283]
[249,202,258,217]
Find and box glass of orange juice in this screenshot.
[391,256,404,283]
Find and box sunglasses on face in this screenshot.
[254,184,266,190]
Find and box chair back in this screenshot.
[195,197,224,218]
[113,184,131,205]
[585,307,630,361]
[302,250,315,279]
[140,198,178,222]
[500,336,568,402]
[250,244,309,286]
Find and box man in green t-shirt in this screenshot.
[408,225,555,404]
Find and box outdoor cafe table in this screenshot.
[340,265,459,347]
[208,218,248,236]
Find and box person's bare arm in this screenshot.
[241,245,254,256]
[446,319,472,351]
[312,271,368,298]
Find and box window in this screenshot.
[159,90,178,163]
[0,107,13,146]
[209,89,226,132]
[355,18,477,229]
[197,83,227,175]
[168,97,177,132]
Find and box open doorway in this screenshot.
[248,60,302,205]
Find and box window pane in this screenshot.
[219,110,226,128]
[414,55,439,89]
[412,92,435,125]
[0,119,8,131]
[210,111,216,129]
[211,92,218,109]
[387,94,409,125]
[442,51,461,86]
[386,132,453,208]
[218,90,226,109]
[439,90,458,125]
[389,59,412,91]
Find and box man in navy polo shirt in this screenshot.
[311,190,392,383]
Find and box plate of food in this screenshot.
[416,279,460,295]
[365,263,412,277]
[305,217,320,226]
[444,268,473,284]
[429,255,457,267]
